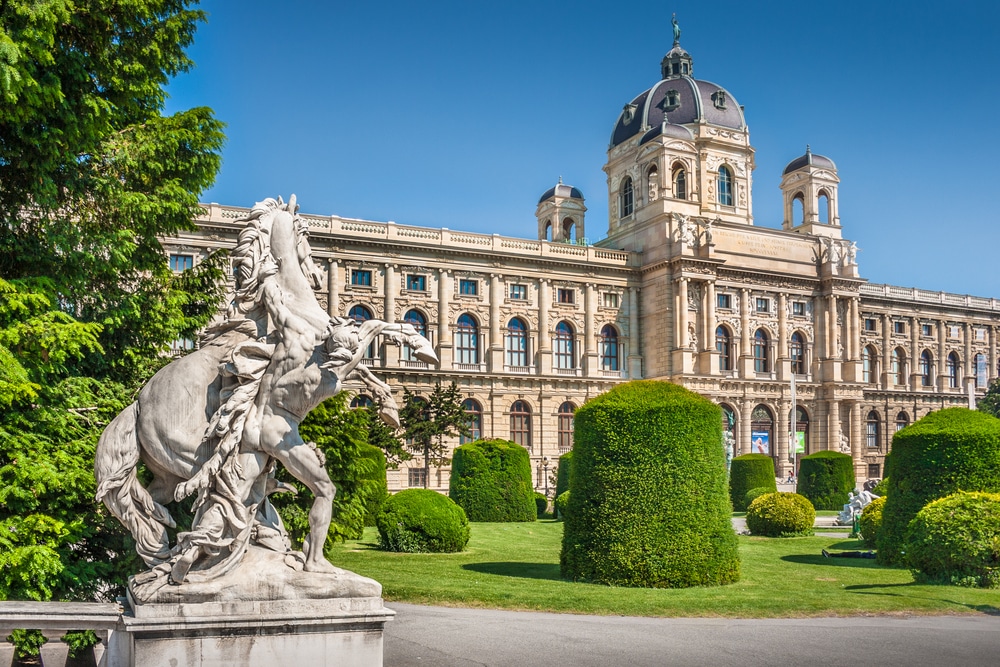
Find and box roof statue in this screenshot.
[672,13,681,45]
[95,195,436,604]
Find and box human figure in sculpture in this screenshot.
[672,13,681,44]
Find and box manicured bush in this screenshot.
[448,439,536,522]
[360,444,389,530]
[554,491,570,520]
[745,492,815,537]
[376,489,470,553]
[744,486,771,508]
[905,491,1000,588]
[877,408,1000,565]
[534,492,549,518]
[796,450,855,510]
[729,454,776,511]
[561,380,740,588]
[871,477,889,497]
[555,450,573,499]
[859,496,885,548]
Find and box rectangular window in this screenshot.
[557,288,575,305]
[949,325,961,339]
[351,269,372,286]
[459,279,478,296]
[975,327,986,341]
[169,254,193,272]
[755,297,769,314]
[509,284,527,300]
[717,293,732,310]
[894,321,906,335]
[864,318,877,332]
[791,301,806,316]
[867,463,881,479]
[406,274,426,291]
[921,323,933,337]
[602,292,619,308]
[407,467,427,488]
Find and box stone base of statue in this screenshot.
[107,547,393,667]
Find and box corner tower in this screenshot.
[536,179,586,243]
[780,146,841,237]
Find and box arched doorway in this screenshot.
[750,404,773,457]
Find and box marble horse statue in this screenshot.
[95,196,436,595]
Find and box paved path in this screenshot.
[384,603,1000,667]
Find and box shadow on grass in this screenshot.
[842,583,1000,616]
[780,554,886,569]
[462,561,562,581]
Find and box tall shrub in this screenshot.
[796,451,855,510]
[555,450,574,499]
[729,454,776,511]
[905,491,1000,588]
[448,439,535,522]
[877,408,1000,565]
[561,381,739,588]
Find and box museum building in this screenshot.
[167,36,1000,493]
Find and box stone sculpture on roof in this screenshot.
[95,195,436,602]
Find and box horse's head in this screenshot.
[291,210,324,292]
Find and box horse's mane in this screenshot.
[229,197,285,317]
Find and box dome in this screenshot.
[538,181,584,204]
[783,147,837,175]
[610,76,746,148]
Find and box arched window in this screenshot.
[890,348,906,385]
[461,399,482,444]
[947,352,960,388]
[510,400,531,450]
[975,353,989,388]
[599,324,619,371]
[349,304,375,358]
[817,190,830,223]
[716,325,732,371]
[920,350,933,387]
[350,395,373,409]
[862,345,877,384]
[672,163,687,200]
[562,217,576,242]
[544,220,552,242]
[717,166,733,206]
[790,331,806,375]
[557,401,575,453]
[895,411,910,432]
[456,314,479,365]
[866,411,881,449]
[402,309,427,361]
[505,317,528,368]
[792,192,804,225]
[554,320,575,370]
[646,164,658,203]
[753,328,769,373]
[619,177,634,218]
[750,405,773,455]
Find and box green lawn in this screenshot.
[327,521,999,618]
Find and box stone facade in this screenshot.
[165,41,1000,494]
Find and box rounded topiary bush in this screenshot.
[448,439,535,522]
[561,380,740,588]
[745,492,815,537]
[376,489,470,553]
[859,496,885,548]
[534,492,549,518]
[729,454,776,511]
[744,486,772,508]
[796,450,855,510]
[554,491,570,520]
[877,408,1000,565]
[905,491,1000,588]
[555,450,573,499]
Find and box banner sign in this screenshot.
[752,430,770,455]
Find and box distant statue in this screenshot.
[672,13,681,44]
[846,241,858,266]
[837,488,879,526]
[722,431,735,472]
[702,218,714,245]
[648,176,658,203]
[676,214,695,247]
[95,195,436,600]
[687,321,697,349]
[825,238,841,265]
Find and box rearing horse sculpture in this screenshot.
[95,196,435,590]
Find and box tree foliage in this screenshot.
[400,382,469,488]
[979,377,1000,419]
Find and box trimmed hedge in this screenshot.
[534,492,549,518]
[448,439,536,522]
[871,477,889,497]
[877,408,1000,565]
[554,491,570,521]
[744,486,772,508]
[555,450,573,499]
[561,380,740,588]
[796,451,855,510]
[859,496,885,548]
[745,492,815,537]
[376,489,469,553]
[905,491,1000,588]
[729,454,776,511]
[361,444,389,530]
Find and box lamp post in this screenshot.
[542,456,550,498]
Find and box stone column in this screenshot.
[673,277,692,374]
[489,274,503,372]
[627,286,642,379]
[437,268,452,366]
[849,401,864,484]
[991,325,998,383]
[937,320,947,392]
[739,288,751,376]
[827,399,841,453]
[777,292,788,380]
[776,399,790,478]
[964,321,973,392]
[584,283,597,376]
[826,294,837,359]
[538,279,551,374]
[701,280,717,374]
[881,313,892,387]
[740,398,753,456]
[326,258,339,317]
[848,297,860,361]
[909,316,919,391]
[383,263,398,365]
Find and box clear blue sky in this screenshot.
[165,1,1000,297]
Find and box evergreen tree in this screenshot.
[978,377,1000,419]
[400,382,470,488]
